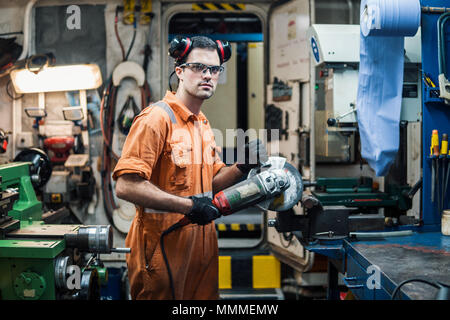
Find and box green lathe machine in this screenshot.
[0,149,129,300]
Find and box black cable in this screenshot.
[0,31,23,37]
[115,6,126,61]
[160,221,185,300]
[168,70,177,92]
[391,278,440,300]
[6,80,24,100]
[125,21,137,60]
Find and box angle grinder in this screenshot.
[179,156,303,226]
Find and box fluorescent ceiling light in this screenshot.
[10,64,102,93]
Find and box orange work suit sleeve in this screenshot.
[112,107,170,181]
[212,151,226,177]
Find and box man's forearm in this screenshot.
[116,174,193,214]
[212,164,244,195]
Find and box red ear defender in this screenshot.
[216,40,232,64]
[216,40,225,63]
[168,37,192,61]
[180,38,191,60]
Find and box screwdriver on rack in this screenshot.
[431,130,440,203]
[440,134,448,214]
[443,139,450,210]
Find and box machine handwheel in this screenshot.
[14,148,53,189]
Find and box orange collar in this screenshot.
[163,91,207,123]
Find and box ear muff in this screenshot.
[168,37,192,62]
[216,40,232,64]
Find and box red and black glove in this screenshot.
[185,196,221,225]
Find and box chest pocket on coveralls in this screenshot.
[169,142,192,190]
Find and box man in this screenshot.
[113,36,266,300]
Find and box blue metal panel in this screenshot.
[168,33,263,42]
[345,254,375,300]
[344,232,450,300]
[350,231,450,250]
[345,239,411,300]
[420,0,450,226]
[304,241,345,260]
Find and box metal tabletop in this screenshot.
[344,232,450,300]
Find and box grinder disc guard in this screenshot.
[249,157,303,211]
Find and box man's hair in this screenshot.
[174,36,218,66]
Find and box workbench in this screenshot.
[316,232,450,300]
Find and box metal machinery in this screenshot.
[267,2,450,300]
[264,16,423,292]
[307,24,422,213]
[25,106,97,212]
[0,150,129,300]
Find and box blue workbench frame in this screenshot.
[306,231,450,300]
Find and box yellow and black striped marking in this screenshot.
[192,3,246,11]
[219,255,280,289]
[216,223,261,233]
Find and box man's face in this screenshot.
[176,48,221,100]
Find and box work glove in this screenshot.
[236,139,269,174]
[186,196,221,226]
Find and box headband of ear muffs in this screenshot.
[168,36,232,64]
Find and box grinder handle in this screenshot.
[212,191,232,215]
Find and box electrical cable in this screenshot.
[142,16,153,102]
[168,70,177,92]
[0,31,23,37]
[6,79,23,100]
[99,72,150,235]
[100,78,122,234]
[159,118,206,300]
[160,220,186,300]
[391,278,440,300]
[100,82,120,161]
[114,6,126,61]
[125,20,137,61]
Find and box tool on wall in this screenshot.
[437,12,450,103]
[117,95,141,135]
[440,133,448,213]
[431,130,440,203]
[444,144,450,210]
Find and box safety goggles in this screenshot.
[179,62,224,76]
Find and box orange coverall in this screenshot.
[112,91,225,300]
